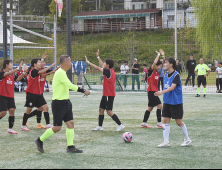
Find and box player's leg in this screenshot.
[219,78,222,92]
[141,106,153,128]
[93,96,105,131]
[21,107,32,131]
[0,96,8,119]
[158,104,171,147]
[156,103,163,128]
[175,119,192,146]
[8,108,17,134]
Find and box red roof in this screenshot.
[75,9,160,16]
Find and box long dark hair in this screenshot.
[27,58,41,74]
[165,57,179,72]
[1,59,13,71]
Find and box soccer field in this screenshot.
[0,92,222,169]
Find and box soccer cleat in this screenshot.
[67,146,83,153]
[203,94,206,97]
[141,123,152,128]
[115,124,125,132]
[158,141,170,148]
[181,139,192,147]
[21,126,30,131]
[37,124,46,129]
[157,122,164,128]
[35,137,44,153]
[46,124,53,129]
[92,126,103,131]
[8,129,18,134]
[195,94,200,97]
[22,115,28,127]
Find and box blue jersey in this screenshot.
[163,71,183,105]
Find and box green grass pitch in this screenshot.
[0,92,222,169]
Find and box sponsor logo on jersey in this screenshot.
[155,76,159,80]
[6,78,13,85]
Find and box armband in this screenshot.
[77,87,86,93]
[87,61,90,64]
[157,53,160,56]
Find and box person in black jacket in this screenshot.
[176,59,182,75]
[185,54,196,89]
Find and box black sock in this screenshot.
[156,109,162,122]
[111,114,121,126]
[143,110,150,123]
[9,116,15,129]
[37,111,42,124]
[44,112,50,125]
[22,113,29,126]
[98,115,104,127]
[0,117,2,120]
[28,109,38,118]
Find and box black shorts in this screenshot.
[162,103,183,119]
[0,95,16,112]
[51,100,73,126]
[197,75,206,86]
[24,93,47,108]
[148,91,161,107]
[100,96,115,111]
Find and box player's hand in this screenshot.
[23,64,28,73]
[196,75,198,78]
[154,91,162,96]
[96,49,99,57]
[42,52,48,59]
[204,75,207,77]
[85,55,89,63]
[84,90,90,96]
[159,49,165,56]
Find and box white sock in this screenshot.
[163,124,170,143]
[19,86,21,92]
[180,123,190,140]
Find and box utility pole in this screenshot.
[3,0,8,60]
[175,0,177,60]
[66,0,73,82]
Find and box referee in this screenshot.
[35,55,90,153]
[194,58,210,97]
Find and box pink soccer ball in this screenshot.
[122,132,133,143]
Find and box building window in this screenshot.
[149,3,156,9]
[165,3,174,9]
[141,4,143,9]
[135,4,140,9]
[167,15,174,22]
[132,5,135,10]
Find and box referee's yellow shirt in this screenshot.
[195,64,210,75]
[52,68,78,100]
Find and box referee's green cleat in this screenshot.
[35,137,44,153]
[67,146,83,153]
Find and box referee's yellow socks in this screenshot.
[197,87,200,94]
[40,128,55,142]
[204,88,207,94]
[66,128,74,146]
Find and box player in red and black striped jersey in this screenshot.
[27,53,58,129]
[85,49,125,132]
[0,60,27,134]
[141,49,165,129]
[21,57,56,131]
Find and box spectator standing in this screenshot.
[216,62,222,93]
[142,64,148,91]
[158,59,165,91]
[176,59,183,75]
[131,58,140,91]
[120,61,129,89]
[185,54,196,89]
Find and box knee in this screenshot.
[52,126,62,133]
[0,111,7,118]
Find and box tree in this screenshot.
[80,0,111,12]
[49,0,81,26]
[19,0,52,15]
[192,0,222,59]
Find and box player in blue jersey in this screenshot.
[154,57,192,148]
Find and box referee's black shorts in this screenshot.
[148,91,161,107]
[51,100,73,126]
[0,95,16,112]
[162,103,183,119]
[197,75,207,86]
[24,92,47,108]
[100,96,115,111]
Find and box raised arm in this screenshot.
[85,55,103,73]
[41,67,59,78]
[3,61,23,77]
[151,51,160,70]
[96,49,104,67]
[38,63,57,75]
[16,64,28,82]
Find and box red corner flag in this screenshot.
[54,0,63,17]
